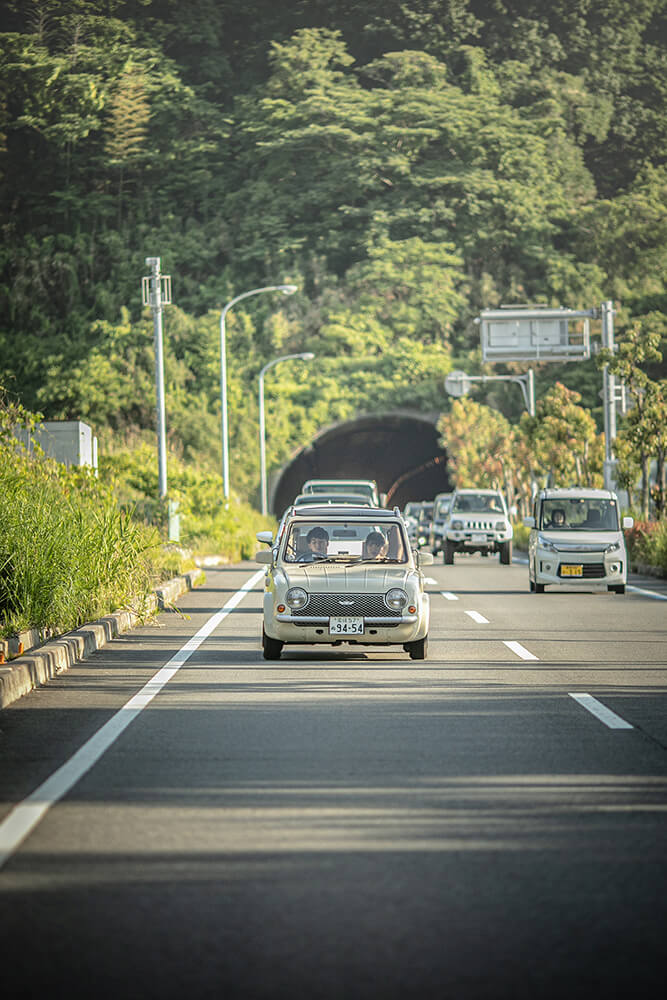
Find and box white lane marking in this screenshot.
[465,610,489,624]
[569,693,634,730]
[423,577,438,584]
[503,640,539,661]
[626,585,667,601]
[441,591,458,601]
[0,569,265,870]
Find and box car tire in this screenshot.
[535,582,545,594]
[262,629,283,660]
[500,540,512,565]
[444,541,455,565]
[405,636,428,660]
[529,577,535,592]
[608,584,626,594]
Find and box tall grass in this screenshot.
[0,394,167,637]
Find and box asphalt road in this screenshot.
[0,558,666,999]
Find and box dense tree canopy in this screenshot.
[1,0,665,505]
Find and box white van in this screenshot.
[524,488,633,593]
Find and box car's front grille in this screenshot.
[558,562,606,578]
[292,592,388,617]
[464,519,497,531]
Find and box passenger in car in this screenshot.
[297,526,330,562]
[363,531,388,559]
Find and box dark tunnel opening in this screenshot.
[272,411,451,515]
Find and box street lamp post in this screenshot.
[259,352,315,516]
[219,285,297,503]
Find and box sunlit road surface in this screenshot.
[1,559,666,999]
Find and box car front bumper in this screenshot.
[533,551,626,586]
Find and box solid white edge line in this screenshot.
[465,610,489,624]
[626,585,667,601]
[0,568,266,870]
[503,640,539,661]
[569,693,634,730]
[441,591,458,601]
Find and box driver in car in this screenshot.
[298,526,329,562]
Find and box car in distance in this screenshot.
[255,505,433,660]
[429,492,453,557]
[443,489,513,564]
[301,479,383,506]
[524,487,633,593]
[292,491,373,508]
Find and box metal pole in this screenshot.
[147,257,168,499]
[219,307,230,504]
[259,365,267,516]
[527,369,535,417]
[219,285,297,505]
[602,300,617,490]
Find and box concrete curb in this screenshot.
[0,569,205,711]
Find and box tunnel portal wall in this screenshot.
[272,411,451,515]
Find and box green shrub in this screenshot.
[513,522,531,551]
[626,519,667,572]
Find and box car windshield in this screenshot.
[305,483,375,502]
[417,505,433,525]
[283,520,408,563]
[540,498,618,531]
[434,497,451,518]
[452,493,504,513]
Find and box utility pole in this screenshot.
[142,257,172,499]
[601,299,617,490]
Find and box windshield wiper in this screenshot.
[354,557,403,564]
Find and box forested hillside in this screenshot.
[1,0,665,504]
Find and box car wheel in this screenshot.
[535,582,545,594]
[608,584,626,594]
[262,629,283,660]
[444,541,455,565]
[500,540,512,565]
[405,636,428,660]
[529,577,535,592]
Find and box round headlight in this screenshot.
[286,587,308,610]
[452,520,464,531]
[385,588,408,611]
[495,520,507,531]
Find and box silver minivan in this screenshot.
[524,488,633,593]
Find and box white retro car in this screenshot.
[255,505,433,660]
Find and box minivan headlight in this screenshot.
[385,588,408,611]
[605,541,621,553]
[286,587,308,609]
[537,534,557,552]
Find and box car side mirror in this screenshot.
[255,550,272,564]
[523,516,535,528]
[418,550,434,566]
[622,516,634,530]
[256,530,273,545]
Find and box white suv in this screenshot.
[525,488,633,593]
[443,489,513,564]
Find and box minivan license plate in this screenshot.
[561,564,583,577]
[329,617,364,635]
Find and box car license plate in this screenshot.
[561,564,583,577]
[471,532,486,543]
[329,617,364,635]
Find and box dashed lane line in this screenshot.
[569,693,634,730]
[465,610,490,624]
[441,591,459,601]
[503,640,539,661]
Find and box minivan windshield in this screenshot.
[283,520,408,563]
[540,498,619,531]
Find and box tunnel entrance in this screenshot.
[272,410,451,515]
